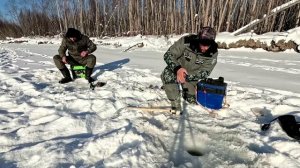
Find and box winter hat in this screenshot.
[198,27,216,40]
[261,114,300,141]
[277,115,300,140]
[65,28,82,39]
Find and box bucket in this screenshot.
[71,65,86,78]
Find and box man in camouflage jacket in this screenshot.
[53,28,97,84]
[161,27,218,111]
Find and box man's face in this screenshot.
[69,37,76,42]
[199,44,210,53]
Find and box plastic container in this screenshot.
[71,65,86,78]
[196,77,227,110]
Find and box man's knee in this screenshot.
[89,54,96,60]
[53,55,61,61]
[182,82,197,104]
[86,54,96,68]
[53,55,66,69]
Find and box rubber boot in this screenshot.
[59,68,73,84]
[85,67,95,83]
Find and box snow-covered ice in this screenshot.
[0,32,300,167]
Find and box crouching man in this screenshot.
[53,28,97,84]
[161,27,218,112]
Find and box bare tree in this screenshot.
[2,0,300,38]
[218,0,229,32]
[297,4,300,26]
[55,0,63,33]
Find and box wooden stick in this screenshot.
[123,42,144,52]
[127,106,172,113]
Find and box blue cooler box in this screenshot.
[196,77,227,110]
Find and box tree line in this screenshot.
[0,0,300,39]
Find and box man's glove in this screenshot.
[62,56,67,64]
[80,51,88,57]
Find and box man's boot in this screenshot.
[85,67,95,83]
[59,67,73,84]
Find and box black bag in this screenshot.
[261,115,300,140]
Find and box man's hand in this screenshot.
[177,68,188,83]
[62,56,67,64]
[80,51,88,57]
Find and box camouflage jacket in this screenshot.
[163,34,218,81]
[58,34,97,60]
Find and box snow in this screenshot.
[271,0,300,13]
[227,26,300,45]
[0,31,300,168]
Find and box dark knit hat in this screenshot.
[261,115,300,140]
[65,28,82,39]
[198,27,216,40]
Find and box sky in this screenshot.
[0,0,8,16]
[0,0,12,20]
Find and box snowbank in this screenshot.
[1,28,300,52]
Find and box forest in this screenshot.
[0,0,300,39]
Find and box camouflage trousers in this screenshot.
[53,54,96,70]
[161,67,197,104]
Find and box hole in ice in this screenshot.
[186,149,204,156]
[185,137,206,157]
